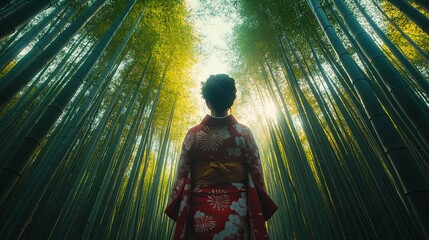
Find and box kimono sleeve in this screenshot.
[245,126,278,221]
[246,128,266,190]
[165,130,194,221]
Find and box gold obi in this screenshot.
[192,160,249,185]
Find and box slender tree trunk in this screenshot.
[333,0,429,149]
[0,0,34,20]
[352,0,429,95]
[0,5,77,92]
[0,0,131,217]
[0,1,11,10]
[370,0,429,63]
[145,98,175,239]
[0,0,107,110]
[0,1,81,71]
[101,98,147,239]
[106,58,152,240]
[261,57,336,238]
[48,77,127,240]
[0,34,89,158]
[56,87,133,239]
[307,0,429,237]
[0,3,82,90]
[129,84,160,239]
[0,0,61,41]
[69,80,141,239]
[0,22,28,55]
[0,34,88,152]
[409,0,429,11]
[12,16,143,236]
[385,0,429,35]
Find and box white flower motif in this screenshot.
[207,189,229,210]
[241,191,246,199]
[194,211,216,232]
[228,214,240,225]
[252,148,260,158]
[234,124,245,134]
[196,126,230,152]
[235,136,245,147]
[248,175,255,188]
[230,195,247,217]
[175,178,184,190]
[238,197,246,206]
[179,196,188,213]
[194,210,204,219]
[213,214,240,240]
[213,232,226,240]
[227,147,241,158]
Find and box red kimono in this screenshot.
[165,115,277,239]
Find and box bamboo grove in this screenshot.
[0,0,428,239]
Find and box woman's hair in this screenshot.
[201,74,237,112]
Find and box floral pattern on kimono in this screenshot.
[165,115,277,240]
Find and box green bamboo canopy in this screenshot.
[0,0,427,239]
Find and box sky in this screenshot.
[184,0,279,126]
[183,0,238,117]
[185,0,236,82]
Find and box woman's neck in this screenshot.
[211,110,228,118]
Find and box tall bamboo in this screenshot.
[51,78,129,239]
[0,34,89,155]
[352,0,429,95]
[333,0,429,148]
[385,0,429,35]
[0,0,107,110]
[307,0,429,236]
[370,0,429,63]
[329,5,429,172]
[1,12,142,240]
[0,0,133,210]
[0,2,83,89]
[0,0,11,9]
[0,2,67,71]
[408,0,429,11]
[0,0,60,41]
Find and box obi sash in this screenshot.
[191,160,249,184]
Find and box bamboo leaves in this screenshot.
[231,0,428,238]
[0,0,428,239]
[0,0,107,109]
[0,1,198,239]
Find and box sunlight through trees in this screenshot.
[0,0,428,239]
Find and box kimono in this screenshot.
[165,115,277,239]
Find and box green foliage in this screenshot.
[0,1,199,239]
[227,0,429,238]
[0,60,16,79]
[383,1,429,66]
[1,0,428,239]
[88,0,200,141]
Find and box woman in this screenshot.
[165,74,277,239]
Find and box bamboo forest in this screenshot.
[0,0,428,239]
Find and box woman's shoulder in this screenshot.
[187,124,205,133]
[232,122,254,137]
[185,116,253,135]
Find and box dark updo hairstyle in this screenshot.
[201,74,237,112]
